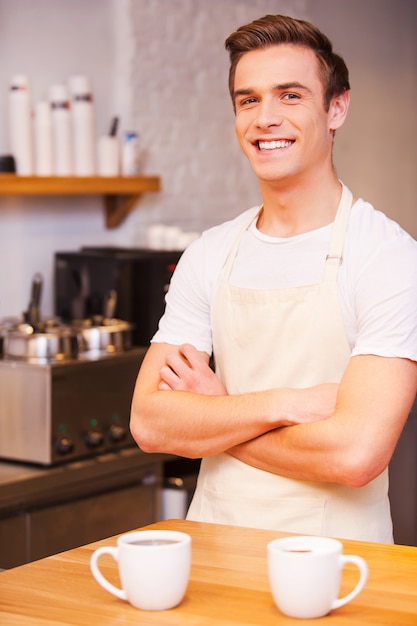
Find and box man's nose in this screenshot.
[254,100,284,129]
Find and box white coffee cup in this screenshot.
[267,535,369,619]
[90,530,191,611]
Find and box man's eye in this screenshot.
[283,93,300,101]
[240,97,258,106]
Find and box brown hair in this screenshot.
[225,14,350,110]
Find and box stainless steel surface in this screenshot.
[0,347,147,465]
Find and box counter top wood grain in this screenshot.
[1,519,416,625]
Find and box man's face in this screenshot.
[233,44,345,186]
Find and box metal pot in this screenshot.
[3,325,79,361]
[72,317,133,354]
[0,317,22,357]
[71,290,133,354]
[0,272,80,361]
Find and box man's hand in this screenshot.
[159,343,227,396]
[159,343,337,424]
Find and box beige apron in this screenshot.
[187,184,393,543]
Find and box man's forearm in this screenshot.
[228,356,417,488]
[132,386,300,458]
[227,420,345,483]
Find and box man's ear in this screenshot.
[329,89,350,131]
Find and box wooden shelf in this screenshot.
[0,174,161,228]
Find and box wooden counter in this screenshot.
[1,519,416,625]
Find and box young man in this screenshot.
[130,15,417,542]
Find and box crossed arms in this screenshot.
[130,342,417,488]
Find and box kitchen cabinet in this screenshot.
[0,174,161,228]
[28,479,158,562]
[0,448,169,569]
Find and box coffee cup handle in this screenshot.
[90,547,127,601]
[332,555,369,610]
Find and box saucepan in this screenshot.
[2,273,79,361]
[72,290,133,354]
[3,324,79,360]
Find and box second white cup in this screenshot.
[267,535,368,619]
[90,529,191,611]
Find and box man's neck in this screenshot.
[257,175,343,238]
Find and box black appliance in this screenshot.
[54,247,183,346]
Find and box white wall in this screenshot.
[0,0,127,317]
[0,0,415,318]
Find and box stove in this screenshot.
[0,347,147,466]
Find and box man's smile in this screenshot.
[257,140,294,150]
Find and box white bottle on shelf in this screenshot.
[49,84,72,175]
[8,74,34,175]
[122,131,141,176]
[34,101,53,176]
[68,75,96,176]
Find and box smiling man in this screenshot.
[130,15,417,542]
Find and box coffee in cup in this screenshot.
[267,535,368,619]
[90,529,191,611]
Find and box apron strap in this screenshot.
[222,207,262,283]
[324,183,353,282]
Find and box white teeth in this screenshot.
[258,140,292,150]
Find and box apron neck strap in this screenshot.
[324,182,353,282]
[222,207,262,282]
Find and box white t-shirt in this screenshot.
[153,198,417,362]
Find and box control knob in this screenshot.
[108,423,127,442]
[84,429,104,448]
[55,436,74,455]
